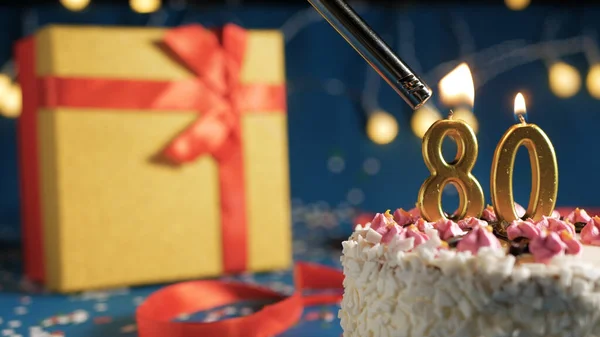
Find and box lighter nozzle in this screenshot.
[398,74,433,110]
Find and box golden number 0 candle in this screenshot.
[490,93,558,223]
[418,117,485,222]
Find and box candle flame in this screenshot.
[514,92,527,117]
[438,63,475,108]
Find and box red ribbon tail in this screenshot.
[296,262,344,306]
[296,262,345,290]
[136,263,344,337]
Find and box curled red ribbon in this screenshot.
[136,263,344,337]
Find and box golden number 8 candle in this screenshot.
[490,93,558,223]
[417,116,485,222]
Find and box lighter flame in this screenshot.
[438,63,475,108]
[514,93,526,116]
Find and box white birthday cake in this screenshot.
[339,206,600,337]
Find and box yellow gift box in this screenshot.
[16,24,291,292]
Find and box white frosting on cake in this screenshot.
[339,224,600,337]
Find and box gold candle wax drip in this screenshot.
[418,63,485,221]
[490,93,558,223]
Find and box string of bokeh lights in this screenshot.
[60,0,162,13]
[1,0,599,150]
[369,28,600,146]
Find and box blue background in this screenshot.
[1,3,599,242]
[0,3,598,336]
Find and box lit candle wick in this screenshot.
[448,109,455,120]
[514,92,527,125]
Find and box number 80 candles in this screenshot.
[418,64,559,224]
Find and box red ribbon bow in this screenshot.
[160,24,285,163]
[136,263,344,337]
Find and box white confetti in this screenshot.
[283,286,296,295]
[1,329,13,336]
[327,156,345,173]
[72,310,89,324]
[30,330,49,337]
[28,326,42,334]
[240,273,255,284]
[240,307,254,316]
[56,315,70,325]
[203,313,220,323]
[7,321,20,328]
[223,307,237,315]
[79,292,107,302]
[94,302,108,312]
[120,324,137,333]
[269,282,287,292]
[133,296,145,305]
[20,297,31,305]
[41,319,52,328]
[76,288,129,301]
[14,306,27,315]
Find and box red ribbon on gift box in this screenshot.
[16,24,286,281]
[136,262,344,337]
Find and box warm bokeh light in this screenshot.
[514,92,527,116]
[0,74,11,102]
[366,110,399,145]
[505,0,530,11]
[0,84,22,118]
[438,63,475,108]
[411,104,442,139]
[130,0,161,13]
[452,108,479,133]
[60,0,91,11]
[549,62,581,98]
[586,64,600,99]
